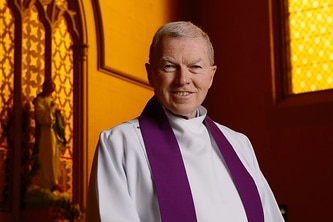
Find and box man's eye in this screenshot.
[162,64,177,72]
[189,65,203,73]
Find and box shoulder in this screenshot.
[98,118,143,149]
[212,121,256,165]
[100,118,140,137]
[96,118,147,163]
[33,96,43,104]
[34,95,52,106]
[214,122,250,144]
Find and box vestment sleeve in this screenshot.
[241,136,285,222]
[217,124,284,221]
[87,130,141,222]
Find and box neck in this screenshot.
[163,108,199,120]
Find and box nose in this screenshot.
[175,68,190,85]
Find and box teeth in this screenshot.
[174,91,190,96]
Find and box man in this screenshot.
[88,21,284,222]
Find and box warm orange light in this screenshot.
[288,0,333,94]
[100,0,169,82]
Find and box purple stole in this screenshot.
[139,97,264,222]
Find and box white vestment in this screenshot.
[88,106,284,222]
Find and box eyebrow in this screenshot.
[159,56,176,63]
[159,56,203,65]
[189,58,203,64]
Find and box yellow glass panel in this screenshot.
[0,0,14,208]
[288,0,333,94]
[22,5,45,101]
[52,17,74,195]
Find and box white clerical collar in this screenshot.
[196,106,207,117]
[163,106,207,120]
[164,106,208,133]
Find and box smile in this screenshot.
[173,91,192,96]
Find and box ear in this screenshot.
[145,63,154,86]
[208,65,217,88]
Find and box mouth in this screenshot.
[172,91,192,96]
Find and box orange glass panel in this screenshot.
[288,0,333,93]
[52,17,74,195]
[0,0,14,208]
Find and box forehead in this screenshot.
[160,35,207,49]
[157,36,209,60]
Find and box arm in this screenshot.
[87,130,141,222]
[217,124,284,222]
[236,135,285,222]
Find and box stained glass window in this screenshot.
[287,0,333,94]
[0,0,77,211]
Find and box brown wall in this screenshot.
[186,0,333,221]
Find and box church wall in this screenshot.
[198,1,333,222]
[82,0,172,211]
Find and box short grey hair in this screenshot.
[148,21,215,66]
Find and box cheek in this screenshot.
[196,77,213,91]
[205,74,214,89]
[156,75,173,87]
[149,75,161,88]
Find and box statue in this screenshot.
[32,79,66,191]
[23,80,81,221]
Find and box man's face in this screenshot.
[146,36,217,119]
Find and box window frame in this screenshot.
[270,0,333,105]
[268,0,333,127]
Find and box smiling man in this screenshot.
[146,30,216,119]
[88,21,284,222]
